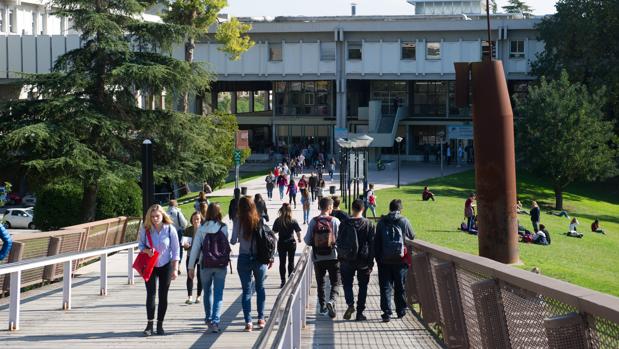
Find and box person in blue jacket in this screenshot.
[0,224,13,261]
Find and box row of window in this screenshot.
[268,40,527,62]
[0,8,56,35]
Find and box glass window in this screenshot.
[482,40,496,58]
[320,42,336,61]
[269,42,282,61]
[304,81,315,92]
[304,93,314,105]
[370,81,409,115]
[413,81,447,116]
[290,82,302,91]
[275,81,286,93]
[8,9,15,33]
[316,81,329,92]
[426,42,441,60]
[401,41,416,60]
[510,40,525,59]
[348,42,362,60]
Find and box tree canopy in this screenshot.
[533,0,619,126]
[502,0,534,17]
[514,71,618,210]
[0,0,238,222]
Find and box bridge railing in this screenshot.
[0,216,141,296]
[253,246,314,349]
[408,240,619,349]
[0,241,138,331]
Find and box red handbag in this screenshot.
[133,229,160,282]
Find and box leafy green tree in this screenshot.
[0,0,236,222]
[533,0,619,125]
[162,0,253,112]
[490,0,498,14]
[502,0,533,17]
[514,71,618,210]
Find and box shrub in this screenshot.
[34,181,83,231]
[96,179,142,220]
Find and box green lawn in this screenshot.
[176,196,234,220]
[373,170,619,297]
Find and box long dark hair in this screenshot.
[239,196,260,240]
[205,203,223,223]
[277,203,293,228]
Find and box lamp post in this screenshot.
[336,138,352,210]
[438,131,445,177]
[395,136,403,188]
[353,135,374,195]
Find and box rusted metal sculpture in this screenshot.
[454,10,519,264]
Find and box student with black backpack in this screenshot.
[304,197,341,319]
[187,203,230,333]
[374,199,415,322]
[336,199,375,321]
[231,197,276,332]
[272,203,302,288]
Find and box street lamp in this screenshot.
[395,136,403,188]
[437,131,445,177]
[354,135,374,195]
[336,138,352,210]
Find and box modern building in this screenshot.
[0,11,544,161]
[408,0,488,16]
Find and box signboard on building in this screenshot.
[447,125,474,140]
[236,130,249,149]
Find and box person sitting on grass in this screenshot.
[547,209,570,219]
[567,217,583,238]
[591,219,605,234]
[532,224,550,245]
[422,186,435,201]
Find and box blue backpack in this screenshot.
[380,218,405,264]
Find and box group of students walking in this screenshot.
[136,179,414,337]
[305,196,415,322]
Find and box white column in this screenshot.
[0,8,8,33]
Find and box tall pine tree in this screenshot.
[0,0,238,222]
[502,0,533,17]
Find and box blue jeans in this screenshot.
[377,263,408,316]
[303,208,310,223]
[237,254,267,324]
[201,267,227,324]
[279,186,285,200]
[266,186,273,199]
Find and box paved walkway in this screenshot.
[211,162,471,197]
[0,167,449,348]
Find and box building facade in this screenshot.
[0,13,543,160]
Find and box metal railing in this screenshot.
[0,242,138,331]
[254,246,314,349]
[0,216,141,295]
[408,240,619,349]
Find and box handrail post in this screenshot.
[127,247,135,285]
[62,260,72,310]
[294,290,302,348]
[8,270,21,331]
[100,253,108,295]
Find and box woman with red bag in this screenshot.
[138,204,180,336]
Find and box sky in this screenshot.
[222,0,556,17]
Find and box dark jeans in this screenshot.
[532,220,540,233]
[289,193,297,207]
[340,262,370,312]
[377,263,408,316]
[278,242,296,283]
[310,186,317,201]
[467,216,475,232]
[186,256,202,297]
[145,262,172,321]
[266,186,274,199]
[314,259,341,307]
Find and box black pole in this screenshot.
[397,142,401,188]
[354,148,359,201]
[347,148,351,215]
[141,139,155,217]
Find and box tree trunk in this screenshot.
[180,38,196,113]
[81,182,99,222]
[554,186,563,211]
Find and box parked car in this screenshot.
[2,208,35,229]
[22,193,36,206]
[6,193,21,205]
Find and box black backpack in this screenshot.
[201,224,231,268]
[255,221,277,264]
[337,220,359,262]
[380,217,405,264]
